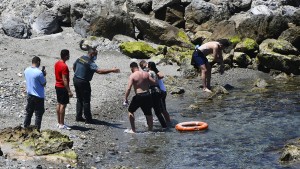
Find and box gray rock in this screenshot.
[251,5,273,15]
[152,0,180,12]
[131,12,192,47]
[1,14,31,38]
[279,26,300,51]
[32,10,61,34]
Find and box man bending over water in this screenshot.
[124,62,156,133]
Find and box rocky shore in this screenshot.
[0,0,299,168]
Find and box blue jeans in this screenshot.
[24,94,45,130]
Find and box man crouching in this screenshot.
[124,62,156,133]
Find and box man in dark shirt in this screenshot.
[73,47,120,124]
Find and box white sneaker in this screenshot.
[58,124,71,130]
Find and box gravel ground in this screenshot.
[0,27,182,168]
[0,27,274,168]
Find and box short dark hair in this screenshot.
[130,62,138,68]
[217,39,231,47]
[61,49,69,59]
[32,56,41,64]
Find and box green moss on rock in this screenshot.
[177,30,191,44]
[119,41,157,59]
[242,38,258,51]
[166,45,194,64]
[229,36,242,44]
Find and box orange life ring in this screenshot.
[175,121,208,131]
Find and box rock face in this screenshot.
[257,39,300,74]
[0,0,300,75]
[0,126,74,156]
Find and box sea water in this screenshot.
[103,76,300,169]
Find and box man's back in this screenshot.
[131,70,150,94]
[24,67,46,98]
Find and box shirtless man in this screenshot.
[124,62,156,133]
[192,39,230,93]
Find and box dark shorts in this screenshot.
[55,87,69,104]
[128,92,153,116]
[193,50,208,67]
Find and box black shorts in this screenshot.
[128,92,153,116]
[55,87,69,104]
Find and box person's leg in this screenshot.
[24,95,35,128]
[127,96,139,133]
[145,115,153,131]
[82,82,92,122]
[56,104,61,125]
[34,97,45,130]
[152,93,167,128]
[160,91,171,123]
[200,65,210,92]
[205,62,212,89]
[128,111,136,133]
[74,78,84,121]
[59,104,67,125]
[141,94,153,131]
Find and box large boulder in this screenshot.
[0,126,74,156]
[185,0,216,31]
[279,26,300,51]
[1,13,31,38]
[88,12,135,40]
[208,20,237,41]
[233,52,252,68]
[70,0,129,37]
[227,0,252,12]
[185,0,232,32]
[32,10,61,35]
[257,39,300,74]
[119,41,158,59]
[152,0,180,12]
[234,38,259,57]
[125,0,152,14]
[252,0,300,9]
[131,12,193,47]
[237,15,289,43]
[155,4,185,28]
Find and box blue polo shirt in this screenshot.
[24,66,46,98]
[73,56,99,81]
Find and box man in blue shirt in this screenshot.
[24,56,47,130]
[73,46,120,124]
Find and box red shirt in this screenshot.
[55,60,69,88]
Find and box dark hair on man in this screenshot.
[147,61,159,74]
[217,39,231,47]
[130,62,138,68]
[61,49,69,59]
[32,56,41,64]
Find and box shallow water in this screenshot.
[102,76,300,169]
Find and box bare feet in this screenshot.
[124,129,135,134]
[203,88,212,93]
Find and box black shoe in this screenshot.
[76,117,86,122]
[85,119,95,124]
